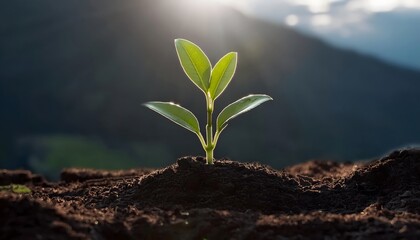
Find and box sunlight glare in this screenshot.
[197,0,235,5]
[291,0,331,13]
[311,14,332,26]
[285,15,299,26]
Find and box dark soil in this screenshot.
[1,149,420,239]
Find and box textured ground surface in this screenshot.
[1,149,420,239]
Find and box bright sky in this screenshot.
[218,0,420,27]
[213,0,420,69]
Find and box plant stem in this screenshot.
[205,96,214,164]
[205,147,214,164]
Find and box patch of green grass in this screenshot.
[0,184,31,194]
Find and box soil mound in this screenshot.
[345,149,420,192]
[114,150,420,214]
[343,149,420,213]
[128,156,304,213]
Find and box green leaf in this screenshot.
[217,94,273,131]
[175,39,211,93]
[144,101,200,134]
[209,52,237,99]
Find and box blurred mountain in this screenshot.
[234,0,420,70]
[1,0,420,169]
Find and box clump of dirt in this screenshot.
[1,149,420,239]
[0,169,46,186]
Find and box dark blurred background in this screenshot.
[1,0,419,178]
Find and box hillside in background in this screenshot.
[1,0,420,172]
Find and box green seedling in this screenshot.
[144,39,272,164]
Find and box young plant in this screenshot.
[144,39,272,164]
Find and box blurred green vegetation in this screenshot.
[27,135,172,179]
